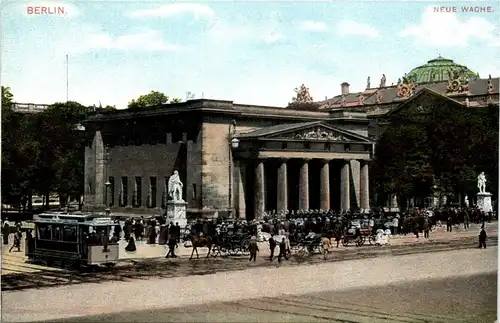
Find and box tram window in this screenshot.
[53,225,64,241]
[62,226,78,242]
[37,224,53,240]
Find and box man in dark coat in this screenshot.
[479,225,487,249]
[165,236,178,258]
[278,237,288,263]
[269,235,276,261]
[248,237,259,262]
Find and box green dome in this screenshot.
[404,56,479,84]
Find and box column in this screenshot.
[235,160,246,219]
[94,131,105,207]
[360,160,370,211]
[299,159,309,210]
[320,160,330,210]
[277,159,288,213]
[254,160,265,220]
[340,160,350,211]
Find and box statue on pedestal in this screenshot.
[477,172,487,194]
[168,170,184,202]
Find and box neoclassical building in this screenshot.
[84,56,498,218]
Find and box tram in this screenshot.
[28,212,119,268]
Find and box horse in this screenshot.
[185,234,214,259]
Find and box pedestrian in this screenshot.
[464,211,470,230]
[165,236,178,258]
[393,215,399,235]
[125,236,137,252]
[269,234,276,261]
[278,237,288,264]
[413,222,420,238]
[447,215,453,232]
[2,220,10,245]
[423,219,430,238]
[9,230,22,252]
[478,225,487,249]
[248,236,259,262]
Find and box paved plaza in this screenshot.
[2,247,497,322]
[1,221,497,276]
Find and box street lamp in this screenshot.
[228,120,239,219]
[105,180,111,214]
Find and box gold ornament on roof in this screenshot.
[397,75,417,99]
[446,69,469,94]
[292,84,313,103]
[358,93,365,105]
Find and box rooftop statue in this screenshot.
[292,84,313,103]
[366,76,371,89]
[379,74,386,88]
[446,68,469,94]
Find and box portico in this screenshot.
[232,121,373,220]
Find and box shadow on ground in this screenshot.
[2,237,494,292]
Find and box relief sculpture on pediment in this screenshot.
[293,127,347,141]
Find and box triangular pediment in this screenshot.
[386,87,465,117]
[237,121,372,143]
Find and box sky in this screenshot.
[2,1,499,108]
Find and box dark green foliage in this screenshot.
[127,90,181,110]
[1,87,90,209]
[372,98,498,208]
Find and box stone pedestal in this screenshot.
[477,192,493,213]
[166,200,188,228]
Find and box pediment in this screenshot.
[387,87,464,117]
[264,122,371,143]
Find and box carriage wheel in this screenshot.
[368,235,376,246]
[341,237,349,247]
[211,246,220,258]
[297,246,307,258]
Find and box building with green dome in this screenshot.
[405,56,480,84]
[319,56,498,141]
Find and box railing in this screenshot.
[12,103,49,113]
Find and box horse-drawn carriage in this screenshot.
[341,220,377,247]
[288,232,326,257]
[211,230,251,257]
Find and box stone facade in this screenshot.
[84,100,374,220]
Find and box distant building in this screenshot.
[11,103,50,114]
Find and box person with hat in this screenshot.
[478,224,487,249]
[248,236,259,262]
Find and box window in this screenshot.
[149,177,157,208]
[281,143,287,149]
[324,143,331,150]
[109,177,115,206]
[192,184,196,200]
[134,176,142,207]
[62,226,78,242]
[37,224,53,240]
[304,143,311,149]
[120,177,128,206]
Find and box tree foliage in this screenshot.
[372,98,499,208]
[1,87,90,210]
[128,90,181,110]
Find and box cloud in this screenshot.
[299,20,328,32]
[400,6,500,47]
[336,20,380,38]
[128,3,214,21]
[207,20,283,44]
[62,28,180,53]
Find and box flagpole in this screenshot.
[66,54,69,102]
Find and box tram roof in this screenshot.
[34,213,115,226]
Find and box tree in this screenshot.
[128,90,181,110]
[372,100,499,208]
